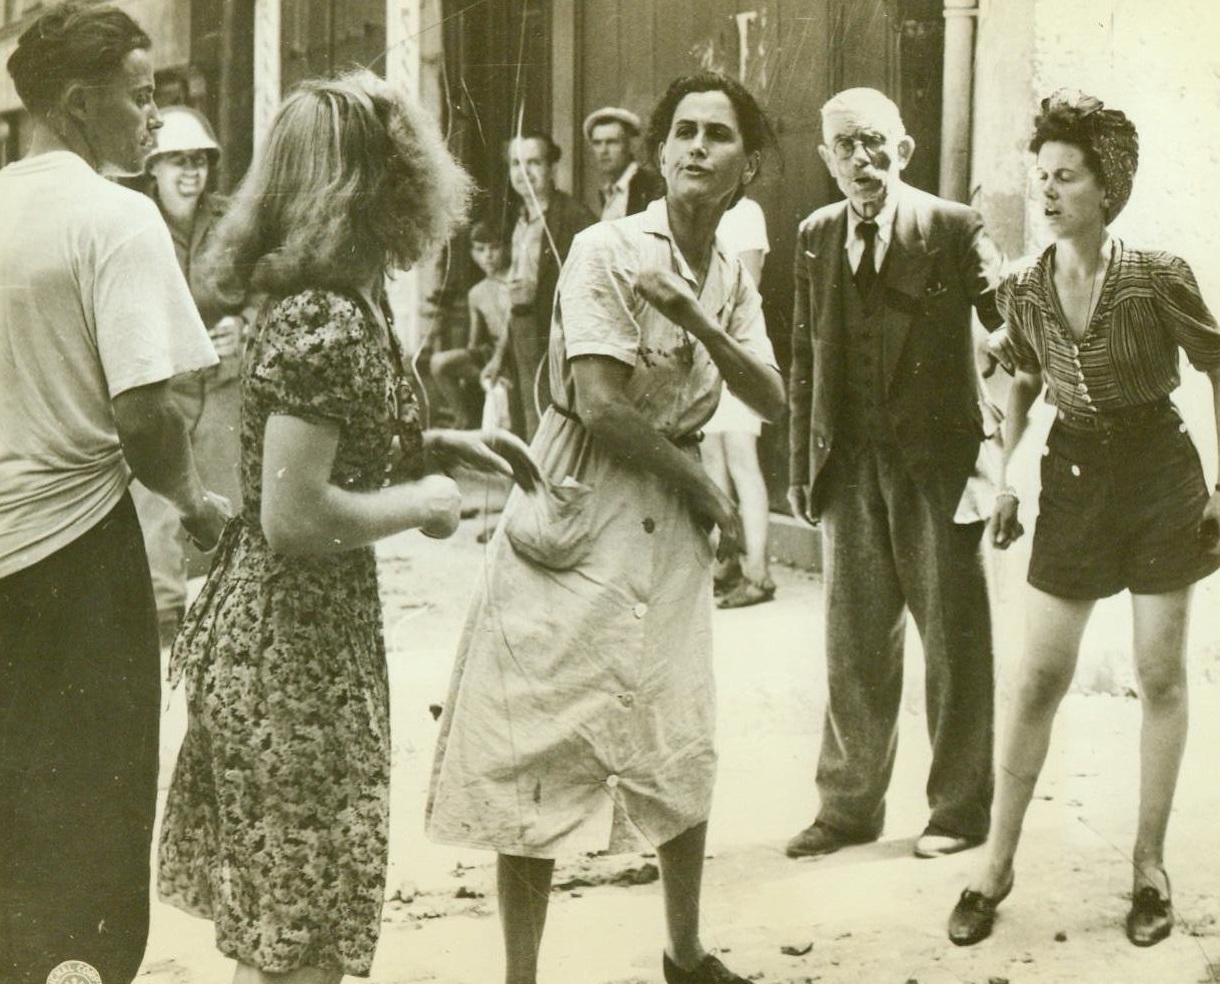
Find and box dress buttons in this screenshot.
[616,692,636,710]
[633,603,648,619]
[1042,446,1050,457]
[1180,423,1189,433]
[642,517,656,534]
[1071,464,1081,477]
[605,774,620,788]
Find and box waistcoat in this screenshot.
[839,249,894,445]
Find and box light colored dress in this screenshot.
[705,196,770,436]
[426,199,776,858]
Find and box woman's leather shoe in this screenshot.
[1126,881,1173,947]
[947,872,1014,946]
[663,952,750,984]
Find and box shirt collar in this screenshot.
[605,160,639,196]
[846,184,900,243]
[640,198,733,317]
[640,198,730,283]
[518,196,550,223]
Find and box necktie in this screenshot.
[855,220,878,295]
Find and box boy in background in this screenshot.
[430,220,513,429]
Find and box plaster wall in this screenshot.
[976,0,1220,464]
[972,0,1036,259]
[1028,0,1220,290]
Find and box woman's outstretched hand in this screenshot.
[988,492,1024,550]
[416,473,463,539]
[425,428,541,493]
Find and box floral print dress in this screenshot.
[157,288,423,975]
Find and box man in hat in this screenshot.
[583,106,665,222]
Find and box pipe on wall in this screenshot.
[939,0,978,203]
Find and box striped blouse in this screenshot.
[999,240,1220,415]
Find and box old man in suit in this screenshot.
[786,87,1004,860]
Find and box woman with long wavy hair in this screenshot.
[156,71,538,983]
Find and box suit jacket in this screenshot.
[788,183,1003,517]
[515,189,598,338]
[626,165,666,217]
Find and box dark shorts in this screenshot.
[1029,401,1219,600]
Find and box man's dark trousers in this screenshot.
[816,441,994,841]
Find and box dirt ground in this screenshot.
[139,478,1220,984]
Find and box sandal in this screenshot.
[716,576,776,609]
[1126,870,1173,947]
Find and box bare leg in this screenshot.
[657,821,709,970]
[498,853,555,984]
[722,431,771,585]
[1130,587,1192,893]
[968,587,1094,897]
[234,963,343,984]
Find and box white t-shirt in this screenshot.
[716,196,769,258]
[0,151,217,577]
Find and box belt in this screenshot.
[1054,397,1175,434]
[551,400,703,448]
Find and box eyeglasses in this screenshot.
[163,151,211,169]
[829,131,888,162]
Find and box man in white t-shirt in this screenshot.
[0,4,227,981]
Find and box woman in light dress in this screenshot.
[427,71,785,984]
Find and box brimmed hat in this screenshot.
[146,106,220,169]
[582,106,642,143]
